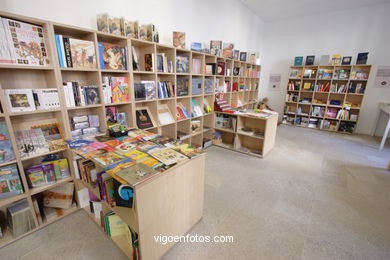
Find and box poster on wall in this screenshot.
[374,66,390,89]
[268,74,282,91]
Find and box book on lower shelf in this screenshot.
[204,78,214,94]
[157,105,174,126]
[0,164,23,200]
[63,82,100,107]
[192,78,202,95]
[191,99,203,117]
[156,53,173,73]
[157,81,174,99]
[176,102,190,120]
[25,158,70,188]
[4,88,60,112]
[134,81,155,101]
[0,121,16,164]
[102,76,130,104]
[6,200,35,237]
[70,114,101,138]
[135,109,154,129]
[0,17,48,66]
[177,78,189,96]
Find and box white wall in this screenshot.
[260,3,390,135]
[0,0,264,55]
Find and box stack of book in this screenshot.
[70,115,100,137]
[0,17,48,66]
[6,200,35,237]
[63,82,100,107]
[4,89,60,112]
[102,76,130,104]
[55,35,96,69]
[25,159,70,188]
[134,81,156,101]
[157,81,174,99]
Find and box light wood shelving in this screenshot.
[283,65,371,134]
[0,10,260,257]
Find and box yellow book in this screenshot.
[107,214,127,237]
[303,82,311,89]
[124,149,148,161]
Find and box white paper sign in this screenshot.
[268,74,282,91]
[374,66,390,88]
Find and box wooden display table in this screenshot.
[213,111,278,157]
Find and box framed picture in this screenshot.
[4,89,36,112]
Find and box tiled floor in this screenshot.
[1,125,390,259]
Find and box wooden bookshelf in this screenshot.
[213,112,278,158]
[283,65,371,134]
[0,10,259,257]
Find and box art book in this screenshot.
[177,78,189,96]
[111,77,130,103]
[0,121,15,164]
[96,13,109,33]
[123,149,148,161]
[140,157,163,169]
[116,164,158,187]
[98,42,127,70]
[83,147,114,160]
[104,139,123,148]
[92,152,126,167]
[69,38,96,69]
[173,32,185,49]
[73,141,108,154]
[124,20,138,38]
[5,89,36,112]
[0,164,23,200]
[135,141,161,153]
[136,109,154,129]
[147,147,188,165]
[115,142,136,154]
[176,54,189,73]
[2,18,48,65]
[222,43,234,59]
[104,159,135,181]
[172,143,203,158]
[210,41,222,56]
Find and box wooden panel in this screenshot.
[135,155,205,260]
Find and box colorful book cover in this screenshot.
[25,165,46,188]
[99,42,127,70]
[173,32,185,49]
[115,142,136,154]
[0,121,16,164]
[210,40,222,56]
[74,141,108,154]
[92,152,126,167]
[123,149,148,161]
[116,164,158,186]
[105,106,117,123]
[136,109,154,129]
[111,77,130,103]
[104,159,135,183]
[140,157,163,169]
[83,147,114,159]
[104,139,123,148]
[135,141,161,153]
[222,43,234,59]
[69,38,96,69]
[294,56,303,66]
[172,143,203,158]
[0,164,23,199]
[3,18,48,65]
[147,147,188,165]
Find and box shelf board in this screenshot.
[0,160,17,168]
[135,99,157,103]
[104,101,132,106]
[8,108,61,116]
[236,132,264,140]
[177,118,191,123]
[101,69,129,73]
[21,148,67,161]
[0,64,54,70]
[61,67,98,72]
[67,104,103,110]
[133,71,155,74]
[157,72,175,75]
[0,193,27,208]
[157,97,175,101]
[214,127,235,133]
[29,177,73,195]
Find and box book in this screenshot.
[294,56,303,66]
[92,152,125,167]
[69,38,96,69]
[238,52,246,62]
[157,105,174,125]
[177,78,189,96]
[218,62,225,76]
[191,99,203,117]
[134,83,146,101]
[5,89,36,112]
[0,121,16,164]
[210,41,222,56]
[192,78,202,95]
[139,24,153,41]
[233,50,239,60]
[0,164,23,200]
[191,42,202,52]
[105,106,117,122]
[342,56,352,65]
[176,103,190,120]
[123,149,148,161]
[222,43,234,59]
[305,55,315,65]
[32,89,60,110]
[7,200,35,237]
[331,54,342,65]
[356,52,368,64]
[117,112,128,127]
[192,58,202,74]
[131,46,140,71]
[43,182,75,209]
[2,18,48,66]
[136,109,154,129]
[204,78,214,94]
[96,13,109,33]
[176,54,189,73]
[172,143,203,158]
[144,53,154,71]
[157,81,174,99]
[319,55,330,66]
[173,32,185,49]
[98,42,127,70]
[124,20,138,38]
[116,164,158,187]
[102,76,130,104]
[191,120,201,133]
[147,147,188,165]
[108,16,122,35]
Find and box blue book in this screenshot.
[191,42,202,52]
[294,56,303,66]
[55,34,64,67]
[157,82,162,99]
[98,42,105,69]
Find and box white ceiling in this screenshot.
[240,0,390,21]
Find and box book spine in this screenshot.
[98,42,105,70]
[59,35,67,68]
[63,36,73,68]
[55,35,64,67]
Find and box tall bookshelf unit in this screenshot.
[0,10,261,257]
[283,64,371,134]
